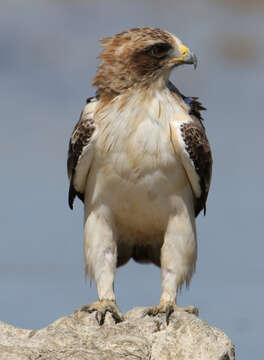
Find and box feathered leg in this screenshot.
[79,205,123,325]
[146,197,198,324]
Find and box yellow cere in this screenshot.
[168,44,190,63]
[180,44,189,58]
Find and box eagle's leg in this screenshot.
[80,207,123,325]
[146,202,198,324]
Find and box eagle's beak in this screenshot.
[168,44,197,69]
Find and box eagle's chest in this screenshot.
[97,93,185,179]
[114,117,175,175]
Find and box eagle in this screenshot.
[67,27,212,325]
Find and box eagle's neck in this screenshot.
[96,79,186,152]
[95,70,172,103]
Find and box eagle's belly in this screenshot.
[104,165,191,245]
[89,118,193,245]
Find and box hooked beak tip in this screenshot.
[183,51,198,69]
[192,52,198,70]
[168,49,198,69]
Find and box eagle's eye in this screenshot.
[150,43,172,59]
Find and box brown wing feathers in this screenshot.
[168,81,212,217]
[67,98,96,209]
[181,122,212,216]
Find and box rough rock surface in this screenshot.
[0,307,235,360]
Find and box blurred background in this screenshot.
[1,0,263,358]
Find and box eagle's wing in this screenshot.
[168,81,212,217]
[67,97,98,209]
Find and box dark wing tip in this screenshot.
[68,181,85,210]
[68,182,76,210]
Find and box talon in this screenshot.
[145,301,199,324]
[145,306,158,317]
[96,311,104,326]
[166,304,174,325]
[78,300,124,325]
[185,306,199,316]
[111,310,123,323]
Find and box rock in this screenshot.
[0,307,235,360]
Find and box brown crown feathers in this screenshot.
[92,27,182,97]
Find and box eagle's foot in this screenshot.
[145,300,198,324]
[79,300,123,325]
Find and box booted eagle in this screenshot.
[67,27,212,325]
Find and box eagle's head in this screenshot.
[93,27,197,97]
